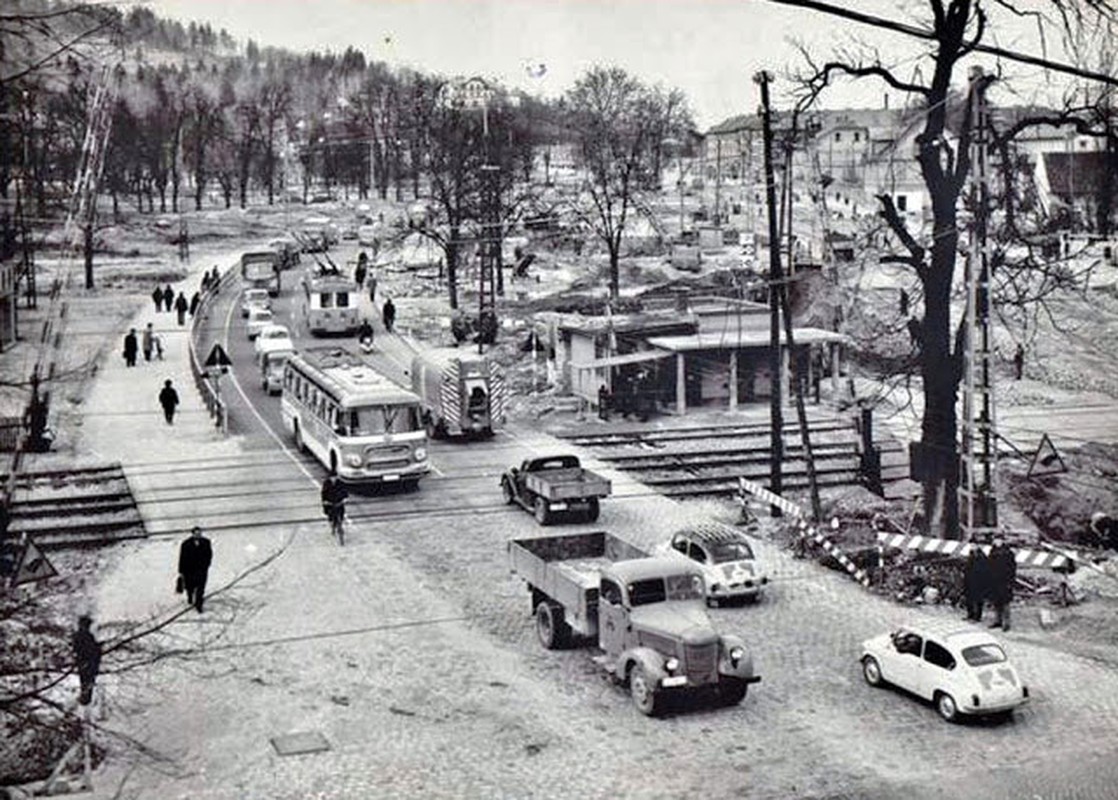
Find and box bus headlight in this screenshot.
[345,454,363,468]
[414,447,427,461]
[729,646,745,665]
[665,657,679,672]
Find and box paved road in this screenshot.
[87,252,1118,799]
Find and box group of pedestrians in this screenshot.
[150,285,199,327]
[962,536,1017,631]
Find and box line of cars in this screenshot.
[241,287,295,394]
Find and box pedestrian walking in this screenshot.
[368,271,378,304]
[200,272,211,294]
[962,539,990,622]
[72,615,101,706]
[597,384,611,421]
[152,285,165,313]
[210,266,220,286]
[158,378,179,424]
[1013,344,1024,381]
[178,526,213,613]
[141,323,154,362]
[123,328,138,367]
[153,333,164,361]
[174,292,188,326]
[162,284,174,312]
[355,257,367,289]
[988,537,1017,631]
[382,296,396,333]
[899,288,910,317]
[189,291,201,317]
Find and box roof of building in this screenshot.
[558,313,696,336]
[647,326,845,352]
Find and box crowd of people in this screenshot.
[962,536,1018,631]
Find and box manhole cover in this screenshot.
[270,731,332,756]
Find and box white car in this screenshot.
[860,621,1030,722]
[253,324,294,361]
[656,523,768,606]
[245,307,275,340]
[240,288,271,318]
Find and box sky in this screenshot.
[138,0,1080,129]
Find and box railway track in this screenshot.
[4,464,146,547]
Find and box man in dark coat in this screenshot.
[987,537,1017,631]
[123,328,138,367]
[962,540,990,621]
[178,526,213,613]
[142,323,154,362]
[159,379,179,425]
[174,291,189,325]
[189,291,201,317]
[152,286,165,313]
[382,297,396,333]
[72,615,101,706]
[162,284,174,312]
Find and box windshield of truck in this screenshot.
[347,404,421,436]
[709,539,754,563]
[628,573,704,606]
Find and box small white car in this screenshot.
[245,307,275,340]
[253,324,294,362]
[260,347,294,394]
[240,288,271,318]
[656,523,768,606]
[860,621,1030,722]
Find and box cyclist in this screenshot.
[321,469,349,544]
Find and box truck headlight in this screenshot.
[665,657,679,672]
[729,646,745,665]
[345,454,363,467]
[414,447,427,461]
[710,583,722,594]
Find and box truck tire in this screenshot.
[500,478,515,505]
[586,498,600,523]
[628,664,662,717]
[535,600,570,650]
[533,496,551,526]
[717,677,748,706]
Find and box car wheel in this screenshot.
[500,478,515,505]
[936,691,959,723]
[534,496,551,526]
[718,677,748,706]
[586,498,600,523]
[629,665,661,717]
[862,656,884,687]
[535,601,569,650]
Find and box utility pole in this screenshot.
[755,70,784,515]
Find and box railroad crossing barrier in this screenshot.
[873,532,1071,569]
[188,266,235,433]
[737,477,873,588]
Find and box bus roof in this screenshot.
[291,347,419,406]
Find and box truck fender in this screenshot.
[718,634,756,680]
[619,647,669,687]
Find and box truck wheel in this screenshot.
[629,665,661,717]
[717,677,748,706]
[501,478,515,505]
[586,498,600,523]
[535,601,570,650]
[534,496,551,526]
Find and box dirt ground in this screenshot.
[3,198,1118,786]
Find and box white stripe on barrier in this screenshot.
[874,533,1069,569]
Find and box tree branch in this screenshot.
[876,193,927,279]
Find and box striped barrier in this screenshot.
[737,478,873,588]
[874,533,1070,569]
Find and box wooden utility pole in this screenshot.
[755,70,784,515]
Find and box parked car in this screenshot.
[240,288,271,318]
[246,307,275,340]
[860,621,1030,722]
[656,523,768,606]
[253,324,294,362]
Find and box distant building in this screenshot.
[1035,150,1117,226]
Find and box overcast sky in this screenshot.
[139,0,1070,128]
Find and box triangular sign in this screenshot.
[15,539,57,585]
[1028,433,1067,478]
[205,343,232,368]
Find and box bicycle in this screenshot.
[324,501,346,545]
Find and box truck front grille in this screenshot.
[684,643,718,684]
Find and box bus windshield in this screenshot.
[348,404,421,436]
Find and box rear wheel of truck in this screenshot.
[586,498,600,523]
[533,496,551,525]
[717,677,748,706]
[535,601,570,650]
[629,665,661,717]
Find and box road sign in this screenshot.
[205,343,232,369]
[9,538,58,585]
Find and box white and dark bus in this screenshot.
[281,346,429,486]
[300,270,360,336]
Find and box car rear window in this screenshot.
[709,540,755,563]
[961,643,1007,666]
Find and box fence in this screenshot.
[188,267,236,433]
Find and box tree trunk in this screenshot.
[446,230,460,310]
[608,244,620,301]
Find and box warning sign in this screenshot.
[205,343,232,369]
[14,539,57,585]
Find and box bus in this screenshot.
[300,269,360,336]
[241,251,280,296]
[281,346,429,486]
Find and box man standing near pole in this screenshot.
[72,615,101,706]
